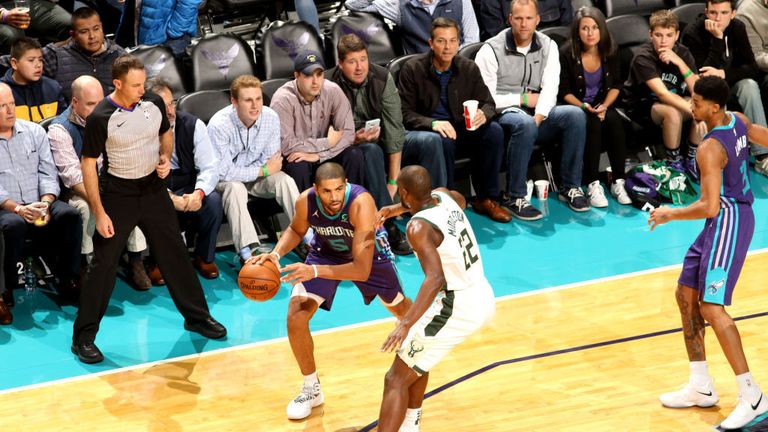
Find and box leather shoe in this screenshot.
[473,198,512,223]
[148,264,165,286]
[194,256,219,279]
[128,260,151,290]
[2,289,14,308]
[184,317,227,339]
[0,298,12,325]
[71,341,104,364]
[384,220,413,255]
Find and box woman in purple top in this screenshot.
[559,6,630,208]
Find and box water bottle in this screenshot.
[24,256,36,293]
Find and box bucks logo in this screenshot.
[407,340,424,358]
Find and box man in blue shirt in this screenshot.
[208,75,301,265]
[0,82,82,321]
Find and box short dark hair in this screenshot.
[570,7,615,59]
[706,0,737,11]
[315,162,346,184]
[145,77,173,95]
[430,17,460,40]
[337,34,367,62]
[111,54,144,80]
[71,6,99,28]
[694,76,730,108]
[10,37,41,60]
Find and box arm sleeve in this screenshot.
[724,24,761,85]
[379,74,405,153]
[535,40,560,118]
[36,127,60,198]
[460,0,480,46]
[737,15,768,72]
[191,120,219,194]
[346,0,400,23]
[398,60,434,130]
[48,124,83,188]
[479,0,507,38]
[82,110,108,159]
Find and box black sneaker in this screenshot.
[384,219,413,255]
[501,197,543,221]
[558,187,590,212]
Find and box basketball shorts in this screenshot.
[397,285,495,375]
[297,253,404,311]
[678,201,754,305]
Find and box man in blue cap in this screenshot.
[271,50,364,192]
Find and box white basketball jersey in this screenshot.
[408,191,492,292]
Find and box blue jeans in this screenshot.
[358,142,393,208]
[295,0,321,36]
[403,131,449,188]
[498,105,586,197]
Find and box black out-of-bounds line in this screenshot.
[356,310,768,431]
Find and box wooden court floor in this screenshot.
[4,253,768,431]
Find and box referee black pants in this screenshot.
[73,173,211,344]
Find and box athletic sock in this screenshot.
[687,142,698,159]
[239,246,252,261]
[403,407,421,424]
[736,372,761,399]
[689,361,711,387]
[304,372,319,386]
[666,147,681,160]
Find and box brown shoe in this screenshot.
[473,198,512,223]
[0,298,12,325]
[148,264,166,286]
[194,256,219,279]
[128,260,151,291]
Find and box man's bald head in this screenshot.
[0,83,15,132]
[398,165,433,208]
[71,75,104,120]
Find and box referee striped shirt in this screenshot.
[82,92,170,179]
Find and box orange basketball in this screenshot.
[238,259,281,302]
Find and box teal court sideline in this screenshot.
[3,171,768,393]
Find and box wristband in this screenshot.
[683,69,693,78]
[522,93,528,107]
[581,102,587,110]
[196,189,204,200]
[269,251,280,261]
[13,204,22,214]
[431,120,437,129]
[312,264,318,278]
[262,165,269,178]
[387,179,397,186]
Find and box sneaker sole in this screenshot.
[558,195,590,212]
[286,395,325,420]
[509,211,544,221]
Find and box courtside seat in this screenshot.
[128,44,189,99]
[597,0,670,18]
[176,90,231,124]
[262,78,291,107]
[672,3,705,34]
[190,33,257,92]
[261,21,325,80]
[457,42,484,60]
[385,53,419,84]
[540,25,571,47]
[327,11,400,66]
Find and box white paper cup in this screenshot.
[534,180,549,200]
[463,100,479,130]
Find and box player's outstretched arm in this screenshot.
[649,138,724,231]
[381,218,446,353]
[249,191,310,267]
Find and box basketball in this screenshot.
[238,259,281,302]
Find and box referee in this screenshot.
[72,55,227,364]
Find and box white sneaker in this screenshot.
[587,180,608,208]
[286,381,324,420]
[756,158,768,177]
[720,392,768,430]
[611,179,632,205]
[659,382,719,408]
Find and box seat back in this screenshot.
[38,116,55,131]
[261,21,325,80]
[386,54,419,85]
[176,90,232,124]
[599,0,668,18]
[190,33,257,92]
[128,44,189,99]
[540,25,572,47]
[606,14,651,83]
[261,78,291,107]
[457,42,484,60]
[328,11,399,66]
[672,3,704,34]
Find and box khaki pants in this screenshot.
[216,171,300,251]
[68,194,147,255]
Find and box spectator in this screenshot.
[48,75,151,291]
[480,0,573,39]
[0,0,70,55]
[0,234,9,324]
[271,50,365,192]
[325,34,413,255]
[116,0,201,56]
[1,37,66,122]
[144,78,224,282]
[398,17,511,223]
[0,7,126,101]
[559,7,630,207]
[0,82,82,311]
[682,0,768,175]
[623,10,702,163]
[295,0,321,37]
[476,0,589,219]
[208,75,301,266]
[736,0,768,78]
[345,0,480,54]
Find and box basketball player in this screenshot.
[649,76,768,430]
[248,162,412,420]
[374,165,496,432]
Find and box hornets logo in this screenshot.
[707,279,725,296]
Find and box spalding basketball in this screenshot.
[238,259,281,302]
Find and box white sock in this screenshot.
[303,372,319,386]
[736,372,761,399]
[400,408,421,430]
[689,361,711,386]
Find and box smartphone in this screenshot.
[364,118,381,132]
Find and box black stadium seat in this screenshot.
[672,3,705,34]
[457,42,484,60]
[328,11,400,66]
[261,78,291,107]
[190,33,257,92]
[176,90,231,124]
[598,0,668,18]
[386,54,419,84]
[128,45,189,99]
[38,116,55,131]
[606,14,651,83]
[261,21,325,80]
[540,25,571,47]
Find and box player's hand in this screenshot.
[280,262,316,284]
[431,120,456,140]
[381,321,411,353]
[286,152,320,163]
[156,154,171,178]
[648,206,673,231]
[95,211,115,238]
[699,66,725,79]
[376,204,403,228]
[246,251,281,267]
